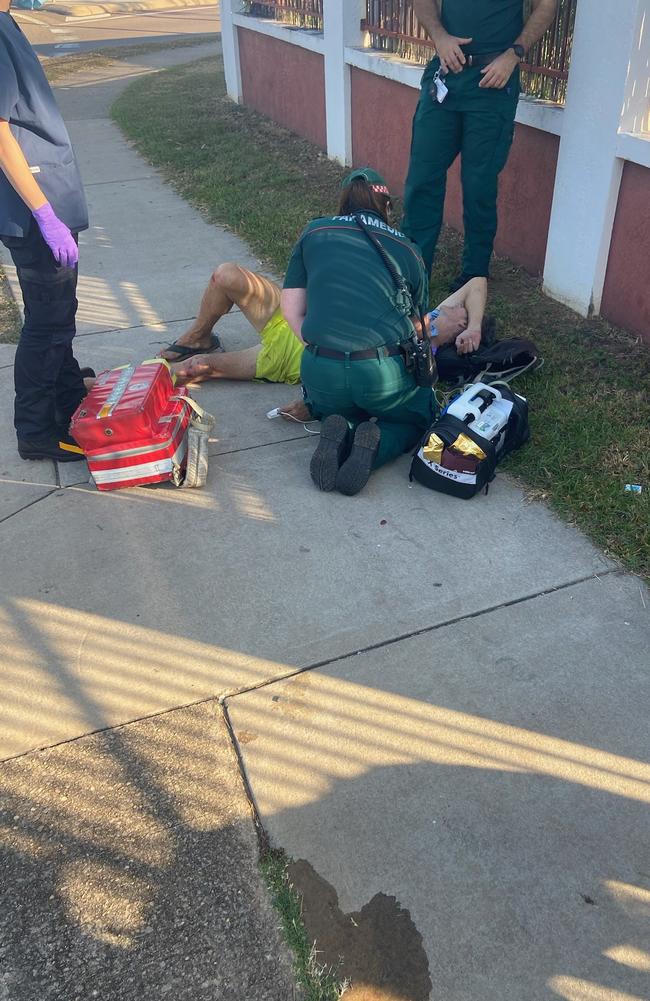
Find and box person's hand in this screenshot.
[456,327,481,355]
[435,305,468,341]
[279,399,311,422]
[479,49,520,89]
[434,31,472,74]
[32,203,78,267]
[171,355,213,384]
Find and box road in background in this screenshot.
[12,4,220,55]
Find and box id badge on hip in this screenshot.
[429,68,449,104]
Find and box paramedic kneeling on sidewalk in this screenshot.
[0,0,88,462]
[282,168,482,496]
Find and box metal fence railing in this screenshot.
[246,0,323,31]
[362,0,577,104]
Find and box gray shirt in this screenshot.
[0,12,88,237]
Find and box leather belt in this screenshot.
[305,342,402,361]
[464,51,504,69]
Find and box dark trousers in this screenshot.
[402,65,518,276]
[1,221,84,441]
[301,350,435,468]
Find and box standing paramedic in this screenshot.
[281,168,487,497]
[402,0,557,287]
[0,0,88,461]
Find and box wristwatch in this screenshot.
[511,43,525,60]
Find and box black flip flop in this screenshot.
[161,334,222,362]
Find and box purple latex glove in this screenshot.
[32,203,78,268]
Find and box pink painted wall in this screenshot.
[350,67,559,275]
[238,28,326,150]
[601,162,650,344]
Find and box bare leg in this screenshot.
[160,264,281,361]
[172,345,262,384]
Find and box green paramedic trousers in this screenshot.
[402,62,518,277]
[301,349,435,469]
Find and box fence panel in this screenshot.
[246,0,323,31]
[362,0,577,103]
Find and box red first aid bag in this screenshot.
[82,391,192,490]
[70,358,174,450]
[70,359,215,491]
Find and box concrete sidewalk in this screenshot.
[1,44,648,1001]
[45,0,217,19]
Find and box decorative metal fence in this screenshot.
[362,0,577,104]
[246,0,323,31]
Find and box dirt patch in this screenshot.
[288,859,432,1001]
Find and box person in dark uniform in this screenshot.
[0,0,89,461]
[282,168,483,496]
[403,0,557,287]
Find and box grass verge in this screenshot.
[107,54,647,577]
[43,35,217,84]
[261,849,346,1001]
[0,267,21,344]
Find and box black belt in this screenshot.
[463,51,504,69]
[305,342,402,361]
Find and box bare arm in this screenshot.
[0,120,48,211]
[433,277,487,355]
[413,0,472,74]
[517,0,558,52]
[480,0,558,89]
[281,287,307,343]
[462,278,487,335]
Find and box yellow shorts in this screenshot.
[254,309,303,386]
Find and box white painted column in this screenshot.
[621,0,650,135]
[221,0,243,103]
[323,0,365,165]
[542,0,643,315]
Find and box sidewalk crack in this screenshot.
[222,568,624,702]
[0,487,58,526]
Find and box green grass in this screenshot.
[0,267,21,344]
[260,850,346,1001]
[112,57,345,275]
[42,35,217,84]
[111,55,650,576]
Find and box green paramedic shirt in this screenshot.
[283,211,427,354]
[441,0,524,54]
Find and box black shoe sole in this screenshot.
[19,451,86,462]
[335,422,380,496]
[18,442,86,462]
[310,414,350,491]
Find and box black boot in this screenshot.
[310,414,350,491]
[335,422,381,496]
[18,432,85,462]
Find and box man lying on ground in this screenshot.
[159,261,487,420]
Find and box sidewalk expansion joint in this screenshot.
[84,176,156,187]
[0,692,227,765]
[74,317,198,338]
[0,487,59,526]
[209,435,311,458]
[222,567,625,703]
[0,568,623,766]
[220,699,270,853]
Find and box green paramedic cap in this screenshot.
[341,167,391,197]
